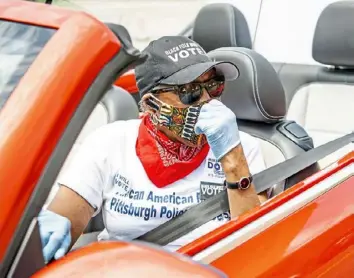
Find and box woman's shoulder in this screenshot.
[90,119,142,141]
[78,119,142,154]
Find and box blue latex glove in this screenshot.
[38,209,71,263]
[195,99,240,160]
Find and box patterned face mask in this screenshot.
[140,94,208,146]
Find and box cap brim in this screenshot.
[160,61,239,85]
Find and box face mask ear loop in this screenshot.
[151,114,159,134]
[141,93,164,135]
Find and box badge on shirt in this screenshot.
[113,173,132,197]
[205,158,225,179]
[200,181,225,201]
[200,181,230,221]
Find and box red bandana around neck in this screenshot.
[136,115,210,188]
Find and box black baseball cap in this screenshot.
[135,36,239,97]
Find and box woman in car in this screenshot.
[38,36,267,263]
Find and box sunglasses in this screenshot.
[151,75,225,105]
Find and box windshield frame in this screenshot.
[0,0,122,274]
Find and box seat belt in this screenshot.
[136,132,354,245]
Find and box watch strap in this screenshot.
[224,176,253,190]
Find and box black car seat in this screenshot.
[280,1,354,168]
[208,47,318,195]
[192,3,252,52]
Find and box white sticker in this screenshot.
[205,157,225,179]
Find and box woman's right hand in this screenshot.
[38,209,71,263]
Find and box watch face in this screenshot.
[239,177,251,190]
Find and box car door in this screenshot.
[0,1,143,277]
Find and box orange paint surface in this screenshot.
[179,152,354,257]
[32,241,225,278]
[211,175,354,277]
[114,69,138,93]
[0,0,120,260]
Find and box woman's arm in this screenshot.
[220,145,261,218]
[39,124,112,263]
[47,185,95,248]
[194,100,263,218]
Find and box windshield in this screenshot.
[0,21,55,111]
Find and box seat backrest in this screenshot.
[192,3,252,52]
[280,1,354,168]
[208,47,317,195]
[76,85,139,143]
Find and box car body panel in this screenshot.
[32,241,226,278]
[0,0,120,261]
[179,151,354,256]
[210,174,354,277]
[115,69,138,93]
[178,151,354,277]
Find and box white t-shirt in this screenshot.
[58,119,266,251]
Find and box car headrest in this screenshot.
[192,3,252,52]
[313,1,354,67]
[208,48,286,123]
[101,85,139,121]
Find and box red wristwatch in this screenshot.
[224,176,253,190]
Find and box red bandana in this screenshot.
[136,115,210,188]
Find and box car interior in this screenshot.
[46,0,353,249]
[187,1,354,167]
[275,1,354,166]
[1,2,353,277]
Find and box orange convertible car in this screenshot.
[0,1,353,277]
